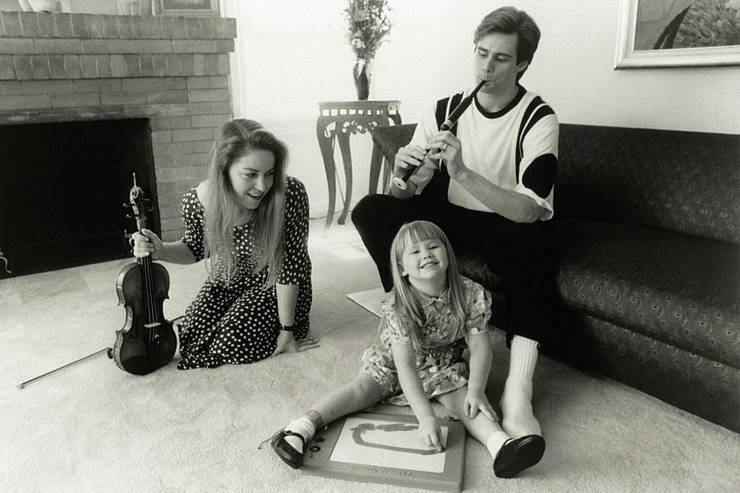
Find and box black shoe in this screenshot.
[493,435,545,478]
[268,429,306,469]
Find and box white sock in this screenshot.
[501,336,542,437]
[284,416,315,453]
[485,431,511,459]
[506,335,539,395]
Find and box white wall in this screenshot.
[224,0,740,219]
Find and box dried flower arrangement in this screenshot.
[343,0,392,60]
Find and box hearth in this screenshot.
[0,118,158,276]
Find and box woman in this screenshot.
[132,119,315,369]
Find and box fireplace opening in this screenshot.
[0,118,160,277]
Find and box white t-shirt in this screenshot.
[410,86,559,221]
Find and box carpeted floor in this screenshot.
[1,219,739,493]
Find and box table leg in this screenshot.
[336,130,353,225]
[369,143,384,195]
[316,119,337,231]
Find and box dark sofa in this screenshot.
[368,123,740,432]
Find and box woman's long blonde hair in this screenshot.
[389,221,466,338]
[204,119,287,287]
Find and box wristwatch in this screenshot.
[280,324,295,332]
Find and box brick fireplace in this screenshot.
[0,11,236,274]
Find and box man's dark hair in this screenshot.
[474,6,541,79]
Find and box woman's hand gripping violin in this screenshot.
[111,174,177,375]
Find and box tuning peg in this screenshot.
[122,202,131,208]
[125,213,133,219]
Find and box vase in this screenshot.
[353,58,373,101]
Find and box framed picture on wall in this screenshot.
[615,0,740,68]
[155,0,219,16]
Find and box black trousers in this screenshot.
[351,193,555,344]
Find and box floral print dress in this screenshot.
[360,275,492,405]
[176,176,312,369]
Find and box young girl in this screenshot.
[266,220,544,478]
[132,119,316,369]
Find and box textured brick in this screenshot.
[96,55,111,78]
[156,165,204,182]
[151,130,172,143]
[171,127,212,142]
[118,16,136,38]
[34,39,81,54]
[87,15,104,38]
[22,80,74,94]
[154,140,196,156]
[50,92,100,108]
[154,115,192,130]
[30,55,49,79]
[176,152,211,167]
[102,15,119,38]
[123,77,186,92]
[152,54,168,76]
[171,18,188,39]
[0,39,34,55]
[216,40,235,53]
[140,55,154,76]
[124,55,140,76]
[215,18,237,40]
[63,55,81,79]
[191,114,228,128]
[192,54,205,76]
[188,88,229,103]
[37,13,53,37]
[147,90,188,104]
[0,58,16,80]
[48,55,65,79]
[173,40,218,54]
[185,17,204,39]
[53,14,73,38]
[0,113,30,124]
[101,92,147,105]
[71,14,91,38]
[2,12,22,37]
[0,94,51,111]
[110,54,126,77]
[80,55,97,78]
[18,12,39,37]
[142,16,162,38]
[187,76,210,90]
[83,39,172,55]
[209,75,229,88]
[209,101,231,114]
[179,54,194,75]
[204,54,218,75]
[74,79,121,93]
[0,81,22,96]
[13,55,33,79]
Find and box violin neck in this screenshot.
[138,253,160,325]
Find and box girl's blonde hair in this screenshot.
[204,118,287,288]
[389,220,466,338]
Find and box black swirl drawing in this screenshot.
[350,422,444,456]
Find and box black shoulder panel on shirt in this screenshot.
[522,153,558,199]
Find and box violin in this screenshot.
[111,174,177,375]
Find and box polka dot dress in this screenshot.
[176,176,312,369]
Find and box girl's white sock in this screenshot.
[485,431,511,458]
[508,335,539,386]
[284,416,315,452]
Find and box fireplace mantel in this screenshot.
[0,11,237,241]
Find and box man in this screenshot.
[352,6,558,463]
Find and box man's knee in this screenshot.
[351,193,384,229]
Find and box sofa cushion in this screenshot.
[557,125,740,245]
[457,249,509,329]
[555,219,740,369]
